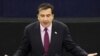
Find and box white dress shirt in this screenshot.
[40,24,52,46]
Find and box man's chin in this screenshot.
[43,22,51,26]
[43,22,49,24]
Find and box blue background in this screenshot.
[0,0,100,18]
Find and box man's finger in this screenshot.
[88,53,98,56]
[93,53,98,55]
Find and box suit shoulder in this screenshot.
[25,21,39,30]
[54,20,68,28]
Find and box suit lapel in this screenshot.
[48,22,58,56]
[34,23,44,54]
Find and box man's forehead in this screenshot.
[39,9,52,14]
[39,8,52,12]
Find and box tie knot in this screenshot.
[44,28,48,31]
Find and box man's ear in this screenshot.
[37,13,38,16]
[37,14,39,20]
[52,14,54,20]
[52,14,54,17]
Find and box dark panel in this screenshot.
[0,22,28,56]
[67,23,100,53]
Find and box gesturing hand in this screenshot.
[88,53,98,56]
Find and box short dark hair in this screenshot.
[37,3,54,14]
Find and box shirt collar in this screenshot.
[40,23,52,32]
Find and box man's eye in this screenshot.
[46,14,51,17]
[40,15,45,17]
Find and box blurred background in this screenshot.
[0,0,100,56]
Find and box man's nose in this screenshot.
[44,16,48,20]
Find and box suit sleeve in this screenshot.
[62,25,88,56]
[13,27,31,56]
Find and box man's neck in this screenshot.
[40,23,51,28]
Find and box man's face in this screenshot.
[37,8,54,26]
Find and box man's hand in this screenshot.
[88,53,98,56]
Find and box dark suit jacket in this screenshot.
[13,20,88,56]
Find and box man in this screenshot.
[13,3,97,56]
